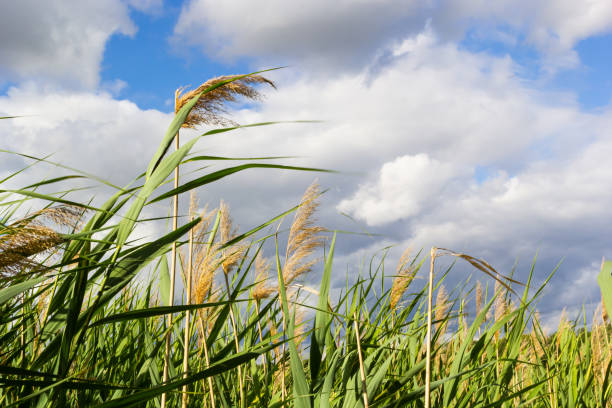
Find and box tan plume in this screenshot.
[390,247,415,309]
[283,181,325,287]
[175,74,275,129]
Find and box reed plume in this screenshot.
[283,181,324,286]
[252,252,275,302]
[475,281,483,317]
[0,205,83,279]
[435,285,449,340]
[175,74,275,128]
[390,248,415,310]
[494,277,507,324]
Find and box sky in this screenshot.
[2,0,612,329]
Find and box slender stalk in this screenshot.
[223,271,245,407]
[354,311,369,408]
[161,132,180,408]
[425,247,436,408]
[181,213,194,408]
[254,301,267,375]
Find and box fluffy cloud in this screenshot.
[0,83,170,186]
[337,154,466,225]
[174,0,612,73]
[173,0,428,72]
[434,0,612,69]
[0,0,139,89]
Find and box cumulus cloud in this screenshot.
[0,83,171,186]
[0,0,140,89]
[433,0,612,70]
[173,0,612,73]
[337,154,466,226]
[173,0,428,72]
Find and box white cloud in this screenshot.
[173,0,428,72]
[337,154,465,226]
[0,0,138,89]
[0,83,171,186]
[174,0,612,73]
[433,0,612,70]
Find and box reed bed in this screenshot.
[0,72,610,407]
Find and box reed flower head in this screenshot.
[175,74,275,128]
[494,277,508,324]
[435,284,449,339]
[390,247,415,309]
[219,201,246,275]
[283,181,325,286]
[0,205,84,279]
[475,280,483,317]
[252,252,276,302]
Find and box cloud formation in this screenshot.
[174,0,612,73]
[0,0,145,89]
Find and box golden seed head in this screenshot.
[175,74,275,129]
[252,252,276,302]
[390,247,415,310]
[494,278,507,324]
[283,181,324,286]
[435,284,449,339]
[475,280,483,317]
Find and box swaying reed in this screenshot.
[390,248,416,310]
[0,205,82,278]
[435,285,449,340]
[175,74,275,128]
[283,181,325,286]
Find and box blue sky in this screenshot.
[2,0,612,329]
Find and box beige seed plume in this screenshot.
[390,247,415,309]
[0,205,84,279]
[435,285,449,339]
[175,74,275,128]
[218,201,246,275]
[494,277,508,324]
[475,281,483,317]
[283,181,325,286]
[252,252,276,302]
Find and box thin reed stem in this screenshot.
[223,272,245,407]
[181,213,194,408]
[161,131,180,408]
[425,247,436,408]
[354,311,369,408]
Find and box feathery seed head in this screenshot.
[390,247,415,309]
[175,74,275,129]
[252,252,276,302]
[283,181,324,286]
[0,205,85,278]
[435,285,449,339]
[475,280,483,317]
